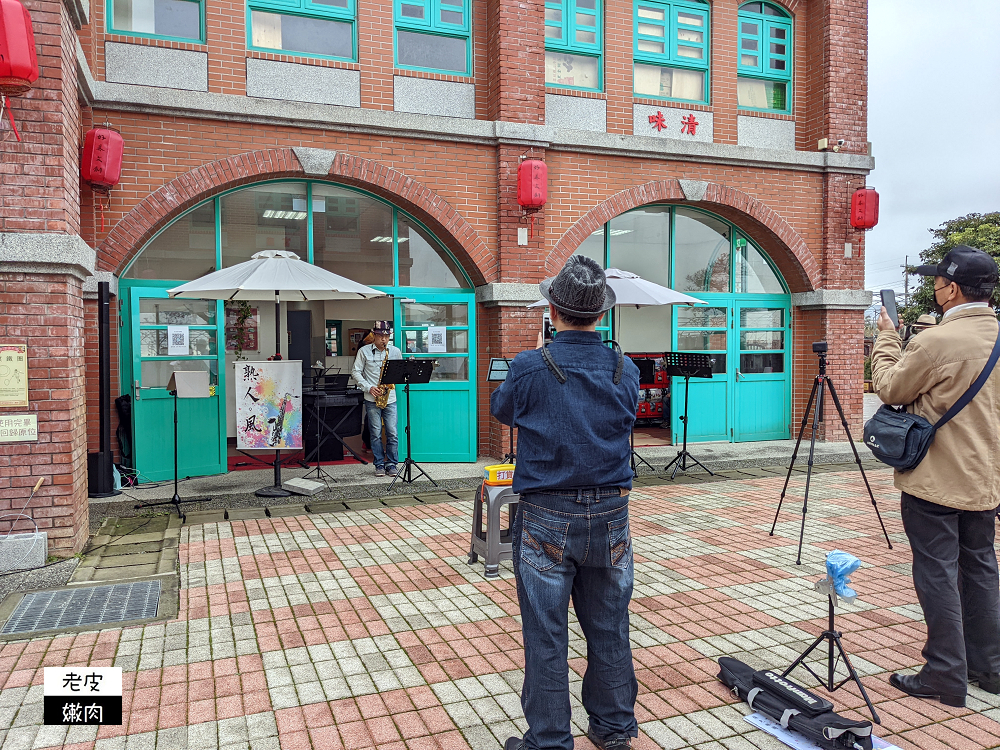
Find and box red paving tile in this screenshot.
[4,469,1000,749]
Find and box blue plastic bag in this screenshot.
[814,550,861,605]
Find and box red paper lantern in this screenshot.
[850,186,879,231]
[0,0,39,97]
[517,159,547,209]
[81,126,124,191]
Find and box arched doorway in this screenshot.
[119,179,477,482]
[575,204,791,443]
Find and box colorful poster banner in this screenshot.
[234,361,303,450]
[0,344,28,408]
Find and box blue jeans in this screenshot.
[512,488,637,750]
[365,400,398,470]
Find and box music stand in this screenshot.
[301,393,338,486]
[663,352,716,479]
[487,358,515,463]
[383,359,439,490]
[134,370,212,521]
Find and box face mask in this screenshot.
[933,284,949,316]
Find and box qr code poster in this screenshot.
[235,361,303,450]
[427,326,447,353]
[166,325,189,355]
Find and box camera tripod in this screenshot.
[770,341,892,565]
[783,593,881,724]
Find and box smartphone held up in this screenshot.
[880,289,899,328]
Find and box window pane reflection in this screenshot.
[312,185,393,286]
[125,203,216,281]
[404,329,468,353]
[141,329,217,357]
[673,208,731,292]
[576,230,605,267]
[677,330,727,350]
[140,359,218,388]
[740,308,784,327]
[677,307,726,328]
[401,303,468,327]
[741,352,784,373]
[398,216,468,288]
[735,243,785,293]
[740,331,783,350]
[607,205,671,287]
[221,183,308,268]
[427,357,468,381]
[139,299,217,325]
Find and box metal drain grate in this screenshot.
[1,580,161,634]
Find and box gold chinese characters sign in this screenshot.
[0,414,37,443]
[0,344,28,407]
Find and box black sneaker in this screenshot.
[889,673,965,707]
[587,728,632,750]
[503,738,523,750]
[969,670,1000,694]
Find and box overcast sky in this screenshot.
[864,0,1000,298]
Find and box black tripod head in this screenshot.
[812,341,828,374]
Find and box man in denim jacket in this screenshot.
[491,255,640,750]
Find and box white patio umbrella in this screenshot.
[169,250,386,357]
[168,250,387,498]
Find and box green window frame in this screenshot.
[107,0,205,43]
[545,0,603,91]
[394,0,472,75]
[737,1,792,112]
[247,0,357,61]
[632,0,709,104]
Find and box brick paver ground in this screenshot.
[2,468,1000,750]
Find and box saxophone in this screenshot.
[375,349,394,408]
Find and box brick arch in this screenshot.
[548,179,820,293]
[99,148,491,286]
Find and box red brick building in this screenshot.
[1,0,873,554]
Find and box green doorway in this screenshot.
[120,284,228,481]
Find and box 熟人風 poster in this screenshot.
[235,361,303,450]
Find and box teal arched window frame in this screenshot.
[737,1,793,113]
[581,204,789,295]
[632,0,710,104]
[121,179,475,294]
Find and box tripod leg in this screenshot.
[832,633,881,724]
[825,378,893,550]
[782,633,826,678]
[772,377,819,535]
[796,378,824,565]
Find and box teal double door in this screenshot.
[392,293,477,462]
[669,295,791,443]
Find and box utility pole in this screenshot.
[902,255,910,308]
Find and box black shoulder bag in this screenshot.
[863,329,1000,472]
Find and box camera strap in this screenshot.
[541,341,625,385]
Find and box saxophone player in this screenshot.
[351,320,403,477]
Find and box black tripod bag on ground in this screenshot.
[717,657,873,750]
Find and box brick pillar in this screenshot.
[0,269,91,555]
[791,307,865,442]
[486,0,545,123]
[0,0,94,555]
[478,303,544,460]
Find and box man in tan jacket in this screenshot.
[872,245,1000,708]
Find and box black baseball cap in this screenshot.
[915,245,999,288]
